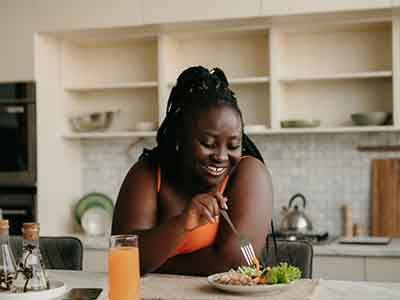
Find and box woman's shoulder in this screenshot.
[124,157,158,185]
[228,156,270,185]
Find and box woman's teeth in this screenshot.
[206,166,225,176]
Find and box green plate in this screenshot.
[75,192,114,225]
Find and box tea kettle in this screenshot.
[280,193,313,233]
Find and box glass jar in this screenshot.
[14,223,49,292]
[0,219,17,290]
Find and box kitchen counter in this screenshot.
[48,270,400,300]
[73,233,400,257]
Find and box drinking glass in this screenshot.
[109,234,140,300]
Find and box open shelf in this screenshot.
[279,71,392,83]
[62,130,157,139]
[64,81,158,92]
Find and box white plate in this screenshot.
[207,273,293,294]
[2,280,67,300]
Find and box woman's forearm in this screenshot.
[134,214,188,274]
[155,245,241,276]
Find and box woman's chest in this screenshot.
[157,184,190,222]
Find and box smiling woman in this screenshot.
[111,66,273,276]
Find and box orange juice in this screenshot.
[108,246,140,300]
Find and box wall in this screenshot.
[80,132,400,236]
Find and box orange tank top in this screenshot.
[156,166,229,257]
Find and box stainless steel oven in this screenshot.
[0,187,36,235]
[0,82,36,186]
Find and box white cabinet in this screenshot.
[261,0,392,16]
[143,0,261,24]
[37,17,399,140]
[35,0,142,31]
[313,256,365,281]
[314,256,400,282]
[366,257,400,282]
[271,21,394,131]
[83,249,108,272]
[0,0,37,81]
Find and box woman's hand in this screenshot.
[182,192,228,231]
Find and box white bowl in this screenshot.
[81,207,111,236]
[134,121,157,131]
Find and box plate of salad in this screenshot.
[207,262,301,294]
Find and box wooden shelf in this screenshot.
[280,71,392,83]
[64,81,158,91]
[62,130,157,139]
[167,76,270,88]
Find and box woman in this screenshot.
[112,66,273,276]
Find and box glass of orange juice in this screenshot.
[109,234,140,300]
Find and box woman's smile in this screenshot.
[201,164,228,177]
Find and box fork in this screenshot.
[220,209,257,266]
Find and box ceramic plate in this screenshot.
[2,280,67,300]
[207,273,292,294]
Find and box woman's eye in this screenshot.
[200,141,215,148]
[229,144,241,150]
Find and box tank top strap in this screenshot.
[156,165,161,193]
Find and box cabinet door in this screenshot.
[143,0,260,24]
[366,257,400,282]
[0,0,36,81]
[36,0,142,31]
[83,249,108,272]
[261,0,392,16]
[313,256,365,281]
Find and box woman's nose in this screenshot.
[212,147,228,161]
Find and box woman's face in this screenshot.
[180,104,243,190]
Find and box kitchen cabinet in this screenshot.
[83,249,108,272]
[35,0,142,31]
[142,0,261,24]
[314,256,400,282]
[365,257,400,282]
[0,0,37,81]
[38,15,399,140]
[261,0,392,16]
[313,256,365,281]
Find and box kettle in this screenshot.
[280,193,313,233]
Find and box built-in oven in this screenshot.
[0,82,36,187]
[0,187,36,235]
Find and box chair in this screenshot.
[261,238,314,279]
[10,236,83,270]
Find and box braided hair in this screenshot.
[141,66,264,171]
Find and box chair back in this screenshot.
[10,236,83,270]
[261,239,313,279]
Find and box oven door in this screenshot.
[0,102,36,186]
[0,190,35,235]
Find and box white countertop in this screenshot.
[313,238,400,257]
[47,270,400,300]
[72,233,400,257]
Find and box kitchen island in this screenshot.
[74,234,400,282]
[48,270,400,300]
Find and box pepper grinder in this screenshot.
[342,205,353,237]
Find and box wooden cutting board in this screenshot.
[371,159,400,237]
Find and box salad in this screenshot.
[214,261,301,286]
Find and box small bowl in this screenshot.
[69,110,117,132]
[133,121,158,131]
[350,112,390,126]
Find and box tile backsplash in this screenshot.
[82,132,400,236]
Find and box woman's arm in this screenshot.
[156,157,273,275]
[111,159,230,275]
[112,159,189,274]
